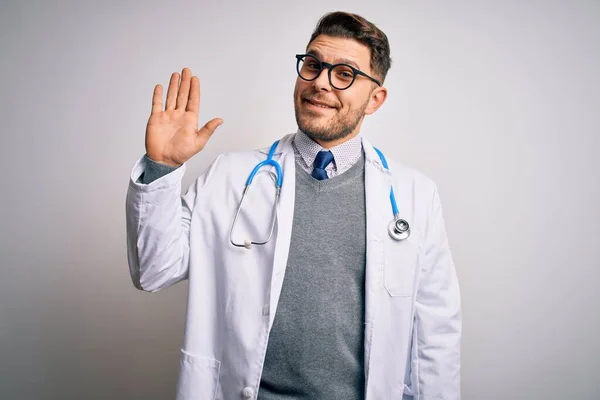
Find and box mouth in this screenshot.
[303,98,337,110]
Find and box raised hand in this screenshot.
[145,68,223,167]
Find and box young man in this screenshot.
[126,11,461,400]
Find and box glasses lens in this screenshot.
[298,55,321,80]
[331,64,355,89]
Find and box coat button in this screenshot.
[242,386,254,399]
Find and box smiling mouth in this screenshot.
[303,99,336,110]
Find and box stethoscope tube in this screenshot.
[244,141,283,187]
[230,141,282,249]
[373,147,411,241]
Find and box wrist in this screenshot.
[145,154,182,168]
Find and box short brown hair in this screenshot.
[307,11,392,83]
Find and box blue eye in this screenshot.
[333,66,354,81]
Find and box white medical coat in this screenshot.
[126,133,461,399]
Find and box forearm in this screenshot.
[126,156,192,292]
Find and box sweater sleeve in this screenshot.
[138,155,181,184]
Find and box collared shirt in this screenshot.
[292,129,363,179]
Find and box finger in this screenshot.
[196,118,224,146]
[186,76,200,113]
[165,72,180,110]
[151,84,163,114]
[176,68,192,110]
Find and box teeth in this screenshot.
[309,100,331,108]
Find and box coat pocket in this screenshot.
[176,350,222,400]
[384,235,421,297]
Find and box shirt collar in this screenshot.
[293,129,363,171]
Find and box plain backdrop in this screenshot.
[1,1,599,399]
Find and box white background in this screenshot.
[1,1,599,399]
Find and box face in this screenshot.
[293,35,387,147]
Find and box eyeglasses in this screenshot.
[295,54,382,90]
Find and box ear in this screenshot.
[364,86,388,115]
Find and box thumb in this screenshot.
[195,117,223,147]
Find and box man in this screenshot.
[126,11,461,400]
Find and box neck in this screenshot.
[313,130,361,149]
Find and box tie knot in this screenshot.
[314,150,334,170]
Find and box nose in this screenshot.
[312,67,332,92]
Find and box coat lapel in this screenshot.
[361,137,394,390]
[266,134,296,330]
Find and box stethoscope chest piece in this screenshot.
[388,218,411,241]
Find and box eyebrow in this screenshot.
[306,49,361,70]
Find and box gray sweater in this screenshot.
[258,155,366,399]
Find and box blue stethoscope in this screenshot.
[230,140,411,249]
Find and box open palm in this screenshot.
[145,68,223,166]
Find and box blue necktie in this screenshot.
[311,150,334,180]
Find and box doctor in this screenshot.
[126,11,461,400]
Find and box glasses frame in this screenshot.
[295,54,382,90]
